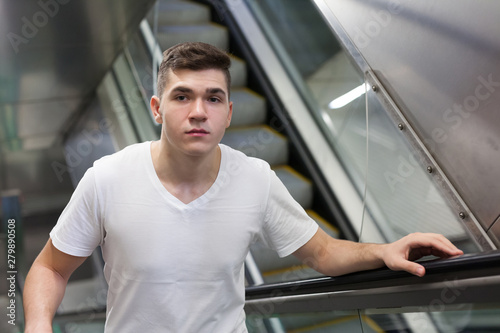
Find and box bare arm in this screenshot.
[23,239,87,333]
[293,228,463,277]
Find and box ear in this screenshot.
[226,101,233,128]
[150,96,163,124]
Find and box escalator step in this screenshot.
[229,55,247,88]
[156,23,229,51]
[221,125,288,166]
[307,209,340,239]
[229,88,266,127]
[249,209,339,283]
[152,0,211,26]
[274,166,313,209]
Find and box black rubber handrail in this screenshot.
[245,250,500,299]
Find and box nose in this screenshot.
[189,98,207,122]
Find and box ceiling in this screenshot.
[0,0,155,152]
[0,0,155,211]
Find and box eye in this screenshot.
[209,97,221,103]
[175,95,187,101]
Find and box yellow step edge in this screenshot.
[272,165,313,185]
[226,124,288,142]
[362,315,386,333]
[306,209,339,237]
[228,53,246,64]
[231,86,265,100]
[287,315,358,333]
[287,315,384,333]
[261,263,310,278]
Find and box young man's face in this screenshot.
[151,68,233,157]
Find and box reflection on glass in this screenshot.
[303,50,368,235]
[328,83,368,110]
[362,79,479,252]
[360,304,500,333]
[246,310,370,333]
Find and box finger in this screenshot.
[409,233,463,257]
[429,247,460,258]
[393,258,426,277]
[431,234,464,255]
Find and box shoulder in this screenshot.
[93,141,149,169]
[91,141,150,183]
[219,144,272,179]
[218,144,273,212]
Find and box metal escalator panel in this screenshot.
[239,0,489,250]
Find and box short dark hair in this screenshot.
[157,42,231,99]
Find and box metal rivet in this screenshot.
[372,85,377,92]
[459,212,466,219]
[398,123,404,130]
[427,166,433,173]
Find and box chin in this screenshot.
[183,144,218,157]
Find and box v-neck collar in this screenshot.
[145,141,226,210]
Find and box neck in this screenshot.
[150,140,221,187]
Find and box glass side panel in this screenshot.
[121,22,160,140]
[112,46,158,142]
[126,32,156,101]
[245,0,480,252]
[53,313,106,333]
[361,76,480,252]
[246,303,500,333]
[246,310,366,333]
[360,303,500,333]
[245,0,368,234]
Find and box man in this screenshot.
[23,42,463,332]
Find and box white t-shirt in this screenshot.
[50,142,318,332]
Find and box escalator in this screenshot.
[245,250,500,332]
[15,0,499,332]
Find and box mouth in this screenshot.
[186,128,209,136]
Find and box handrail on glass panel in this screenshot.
[245,250,500,313]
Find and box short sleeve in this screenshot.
[50,167,103,257]
[259,170,319,258]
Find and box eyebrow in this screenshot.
[171,86,193,94]
[171,86,226,97]
[206,88,226,97]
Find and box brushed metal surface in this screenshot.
[0,0,154,152]
[0,0,155,214]
[318,0,500,231]
[488,217,500,248]
[1,0,155,103]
